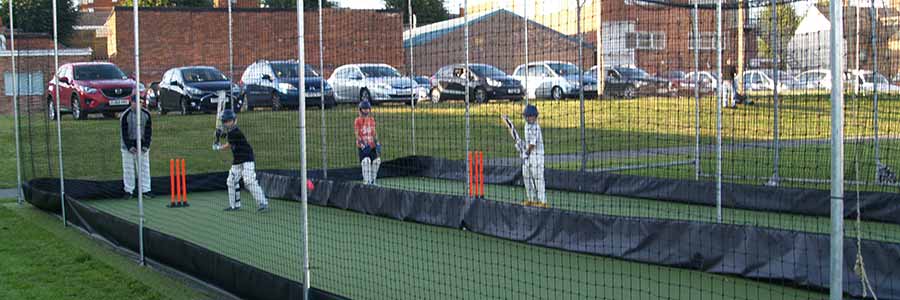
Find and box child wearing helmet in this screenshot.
[355,101,381,185]
[217,109,269,212]
[522,104,547,207]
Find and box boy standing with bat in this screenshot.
[502,105,547,207]
[215,109,269,212]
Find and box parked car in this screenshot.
[46,62,144,120]
[742,69,801,91]
[413,76,431,102]
[240,60,335,110]
[430,63,524,103]
[591,66,674,98]
[327,64,417,104]
[681,71,719,95]
[156,66,242,115]
[846,69,900,94]
[795,69,834,90]
[146,81,160,109]
[512,61,597,100]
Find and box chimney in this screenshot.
[459,6,465,17]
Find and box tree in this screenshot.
[0,0,79,43]
[120,0,213,7]
[384,0,450,26]
[262,0,337,9]
[757,4,800,62]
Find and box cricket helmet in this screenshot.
[220,109,236,122]
[523,105,539,117]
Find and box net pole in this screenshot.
[132,2,146,266]
[693,4,700,181]
[828,0,845,298]
[408,0,416,156]
[523,0,529,105]
[715,0,723,223]
[227,0,234,110]
[578,2,586,174]
[855,4,860,94]
[296,1,311,298]
[9,1,23,205]
[51,0,67,227]
[871,4,881,182]
[771,0,781,186]
[596,0,603,96]
[464,0,471,199]
[318,0,327,178]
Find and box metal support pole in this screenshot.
[693,4,700,181]
[296,1,311,299]
[318,0,328,178]
[596,0,604,96]
[51,0,67,227]
[828,0,845,298]
[855,4,860,94]
[715,0,723,223]
[228,0,234,88]
[523,0,529,105]
[578,2,586,174]
[132,3,146,266]
[769,0,781,186]
[464,0,471,199]
[9,1,23,204]
[871,4,881,182]
[408,0,416,156]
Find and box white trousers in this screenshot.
[721,81,736,107]
[523,155,546,203]
[227,162,268,208]
[122,148,151,194]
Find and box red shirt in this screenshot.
[354,116,377,148]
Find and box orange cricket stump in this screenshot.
[477,151,485,198]
[180,159,189,207]
[168,159,177,208]
[467,151,474,197]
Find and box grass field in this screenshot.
[83,192,827,300]
[0,198,211,300]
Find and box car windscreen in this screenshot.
[617,67,650,79]
[547,63,581,76]
[360,66,401,78]
[863,73,889,85]
[73,64,127,80]
[181,68,228,83]
[470,65,507,78]
[272,63,319,78]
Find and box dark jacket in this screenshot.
[120,107,152,150]
[227,126,255,165]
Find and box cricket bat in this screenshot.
[213,91,229,148]
[501,115,526,157]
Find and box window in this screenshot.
[689,32,720,50]
[5,72,44,96]
[628,32,666,50]
[527,66,547,77]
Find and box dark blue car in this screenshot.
[156,66,242,115]
[240,60,335,111]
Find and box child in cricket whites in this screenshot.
[120,97,153,199]
[216,110,269,212]
[355,101,381,185]
[522,105,547,207]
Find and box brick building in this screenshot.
[80,0,260,12]
[105,7,404,82]
[404,9,597,77]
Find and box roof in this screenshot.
[795,7,830,35]
[337,63,394,69]
[76,12,112,27]
[403,9,595,50]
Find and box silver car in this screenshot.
[327,64,418,103]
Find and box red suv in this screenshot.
[47,62,144,120]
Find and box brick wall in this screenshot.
[0,53,94,114]
[109,7,404,83]
[410,11,597,77]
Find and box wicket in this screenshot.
[168,158,189,208]
[468,151,485,198]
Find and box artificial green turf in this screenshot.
[376,177,900,245]
[0,202,209,300]
[83,191,825,300]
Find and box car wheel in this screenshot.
[360,89,372,103]
[180,98,192,115]
[272,94,283,111]
[72,95,87,120]
[243,95,253,112]
[48,98,57,121]
[623,86,636,99]
[551,86,564,101]
[474,88,488,103]
[430,88,441,103]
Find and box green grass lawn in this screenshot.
[83,192,826,300]
[0,199,211,300]
[0,116,17,188]
[376,177,900,244]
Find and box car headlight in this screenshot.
[278,83,297,92]
[486,78,502,87]
[81,86,98,94]
[185,86,203,95]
